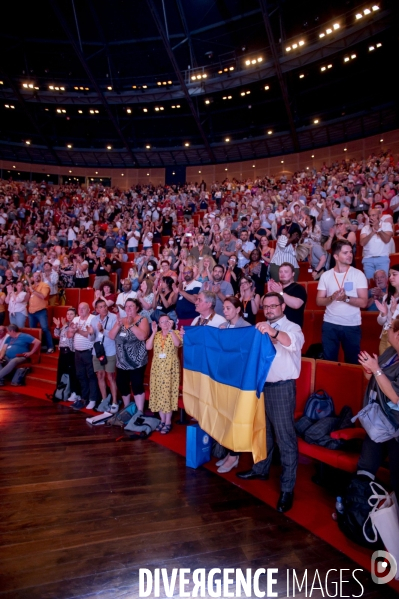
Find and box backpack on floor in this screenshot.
[124,410,161,438]
[53,374,71,401]
[336,475,386,549]
[11,368,31,386]
[106,402,138,427]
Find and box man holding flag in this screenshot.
[236,292,304,513]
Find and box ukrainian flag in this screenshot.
[183,326,276,463]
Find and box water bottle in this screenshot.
[335,496,344,514]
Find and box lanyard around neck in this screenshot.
[333,266,350,290]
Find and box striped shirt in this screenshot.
[71,315,95,351]
[270,235,299,268]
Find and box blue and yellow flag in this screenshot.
[183,326,276,463]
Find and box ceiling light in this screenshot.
[245,60,250,66]
[143,108,148,113]
[25,140,31,145]
[78,110,83,114]
[372,5,380,10]
[355,13,362,19]
[142,85,147,89]
[95,171,98,174]
[298,40,305,46]
[313,119,319,124]
[380,139,384,142]
[252,165,255,168]
[67,144,72,149]
[198,171,201,174]
[184,143,190,147]
[176,105,180,108]
[225,138,230,142]
[107,86,112,91]
[121,173,124,176]
[328,64,332,69]
[251,59,256,64]
[344,148,347,151]
[257,57,262,62]
[376,42,382,48]
[319,33,325,38]
[205,100,210,104]
[155,107,159,111]
[225,168,228,171]
[49,85,54,90]
[286,46,292,52]
[264,85,270,90]
[126,108,131,114]
[311,155,315,158]
[147,173,150,176]
[146,145,151,149]
[281,160,284,164]
[57,109,62,113]
[267,130,272,135]
[229,66,234,70]
[333,23,340,30]
[364,8,371,15]
[344,57,350,62]
[69,170,72,173]
[292,44,298,49]
[299,74,305,78]
[106,145,112,150]
[369,45,375,51]
[241,92,245,96]
[326,28,332,34]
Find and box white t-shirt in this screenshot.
[361,222,393,258]
[71,314,95,350]
[317,267,368,326]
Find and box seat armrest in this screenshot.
[330,428,366,441]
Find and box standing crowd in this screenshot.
[1,148,399,511]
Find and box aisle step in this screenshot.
[30,365,58,379]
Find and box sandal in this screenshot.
[155,422,165,432]
[161,424,172,435]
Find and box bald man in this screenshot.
[67,302,99,410]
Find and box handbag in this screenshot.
[93,340,108,365]
[186,424,212,469]
[352,403,399,443]
[106,402,137,427]
[364,482,399,579]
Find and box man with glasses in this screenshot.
[237,292,304,514]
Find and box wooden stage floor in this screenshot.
[0,393,397,599]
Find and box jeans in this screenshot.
[10,312,27,328]
[322,321,361,364]
[0,356,25,383]
[28,308,54,350]
[362,256,390,280]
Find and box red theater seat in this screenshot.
[295,358,315,419]
[360,312,380,356]
[64,288,80,307]
[305,281,318,310]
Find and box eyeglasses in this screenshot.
[183,271,192,275]
[263,304,280,310]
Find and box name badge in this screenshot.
[159,353,166,359]
[120,332,127,337]
[243,312,248,318]
[156,305,162,310]
[178,295,183,300]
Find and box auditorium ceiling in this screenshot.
[0,0,397,168]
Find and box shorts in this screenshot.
[116,365,146,396]
[93,354,116,373]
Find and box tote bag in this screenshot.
[186,424,212,469]
[366,483,399,580]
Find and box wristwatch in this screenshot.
[345,296,350,303]
[374,369,383,377]
[279,291,284,297]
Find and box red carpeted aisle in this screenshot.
[7,377,399,593]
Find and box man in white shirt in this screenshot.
[190,291,226,327]
[115,279,137,317]
[67,302,98,411]
[360,208,393,279]
[236,292,304,513]
[236,230,255,268]
[316,240,368,364]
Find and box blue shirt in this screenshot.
[5,333,35,359]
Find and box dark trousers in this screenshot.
[74,350,99,403]
[57,349,80,395]
[253,379,298,492]
[358,434,399,500]
[322,321,361,364]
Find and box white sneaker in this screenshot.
[86,400,97,410]
[67,392,78,402]
[109,404,119,414]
